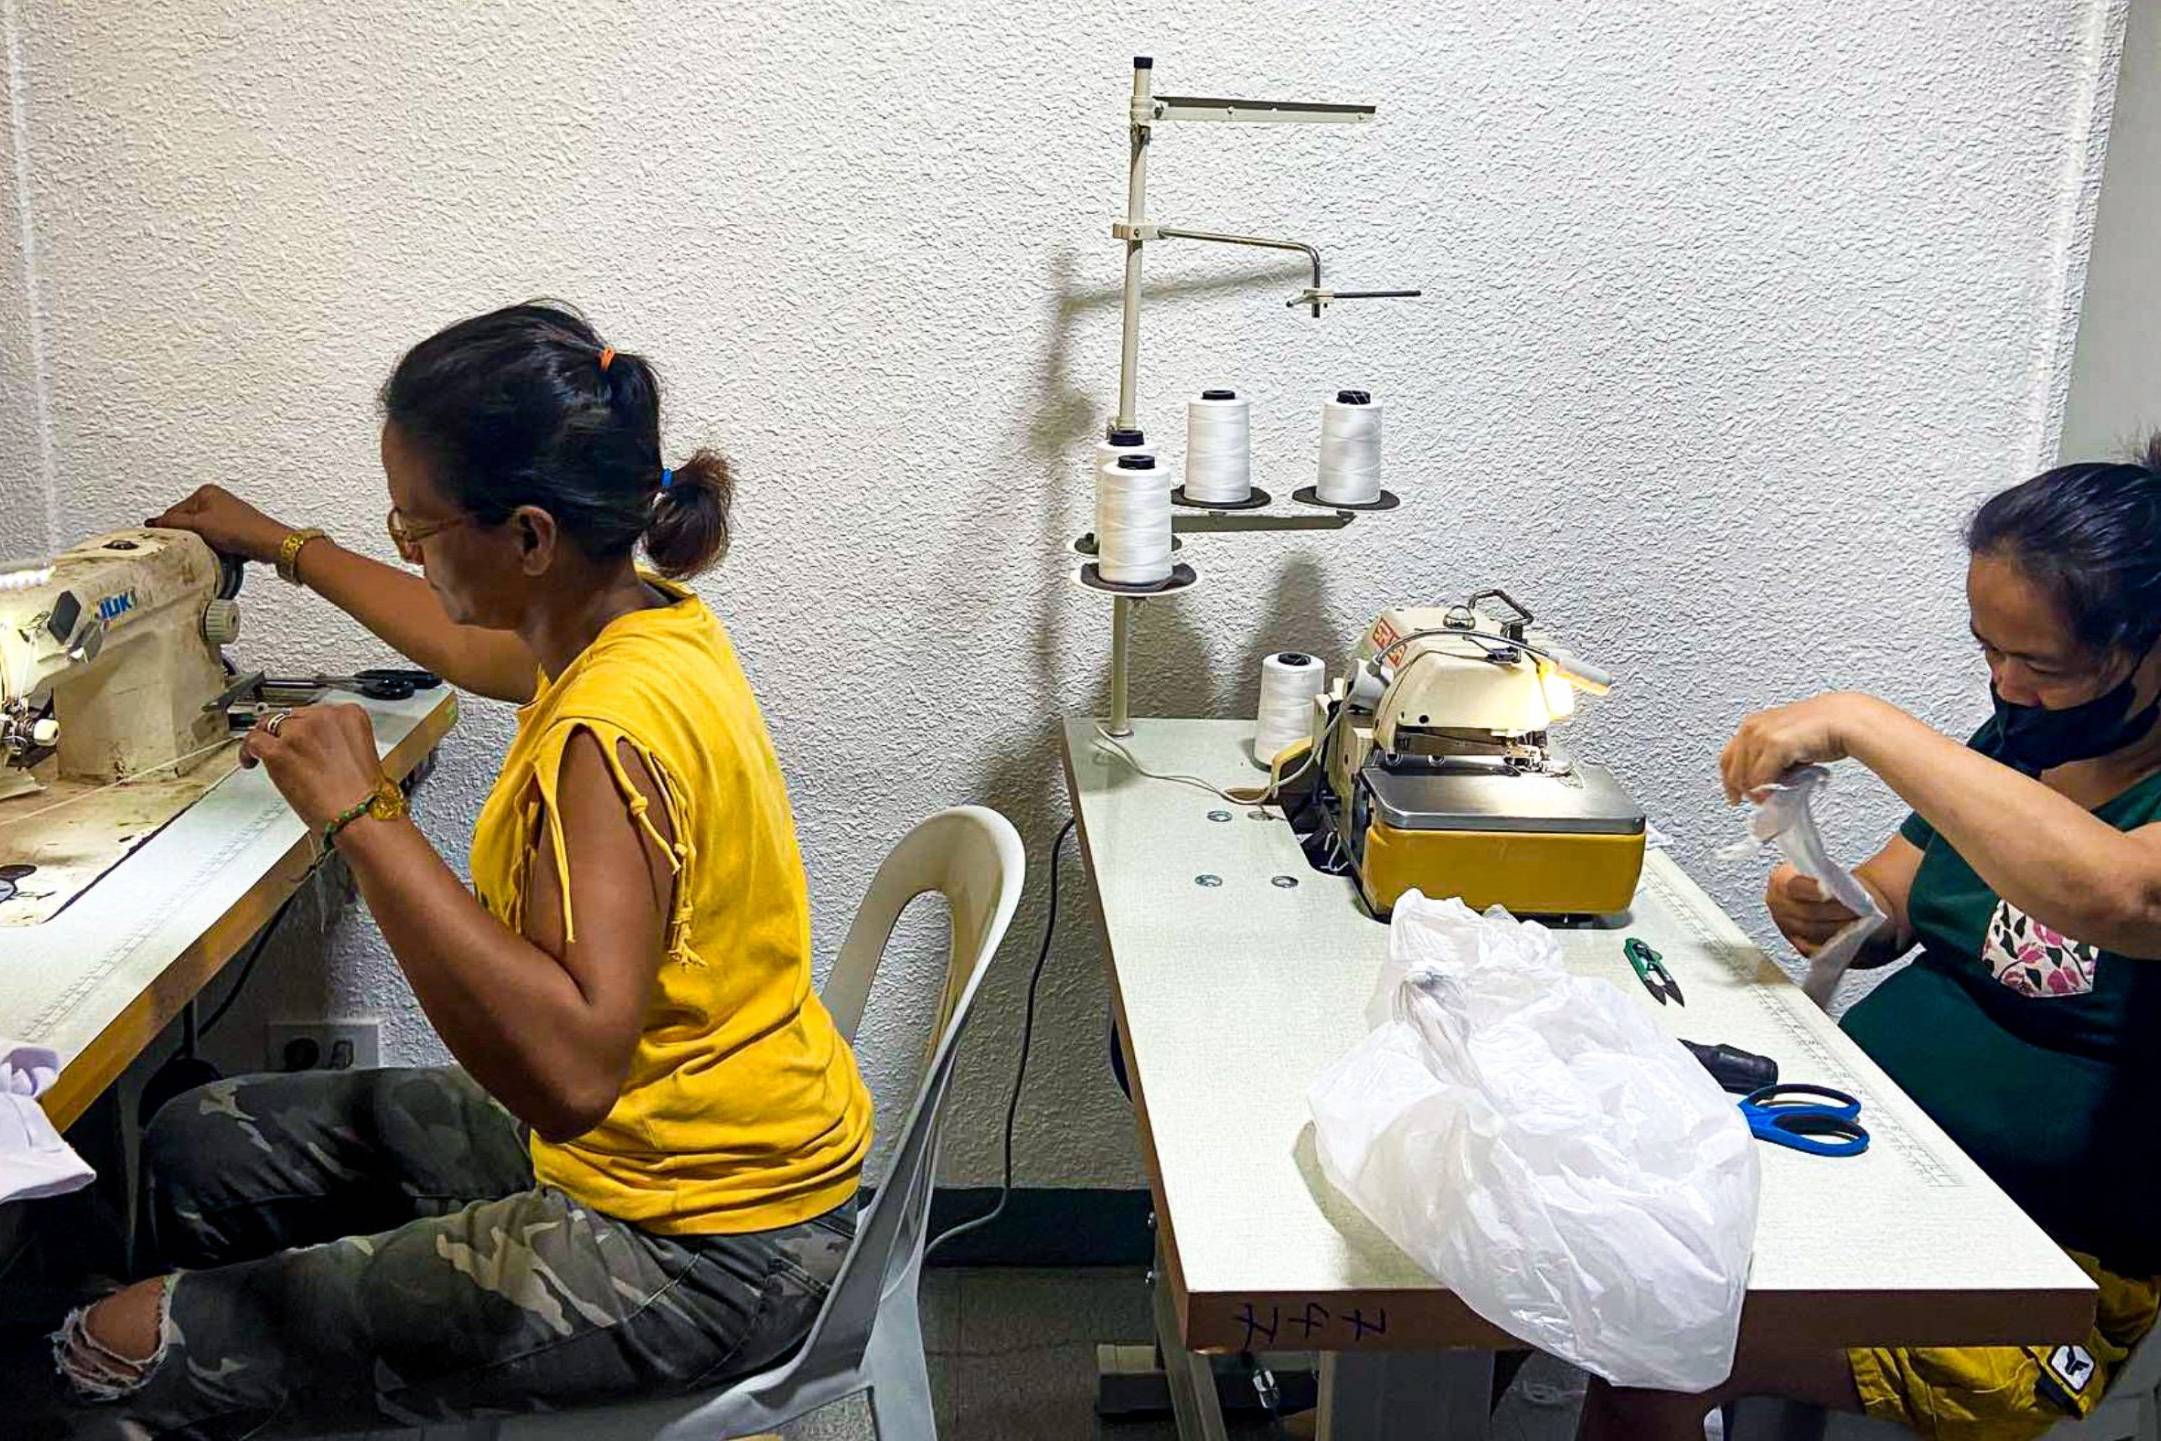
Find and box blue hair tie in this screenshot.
[659,467,675,491]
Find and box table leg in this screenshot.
[1318,1349,1494,1440]
[1152,1249,1232,1441]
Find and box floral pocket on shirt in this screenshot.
[1982,901,2101,998]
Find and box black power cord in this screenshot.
[199,865,319,1038]
[926,816,1076,1259]
[140,870,315,1127]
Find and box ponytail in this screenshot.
[644,449,734,578]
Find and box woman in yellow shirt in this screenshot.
[44,302,873,1436]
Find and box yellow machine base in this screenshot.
[1360,822,1646,918]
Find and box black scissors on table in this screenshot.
[265,669,442,701]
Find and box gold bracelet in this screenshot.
[277,527,328,585]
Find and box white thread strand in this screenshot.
[0,736,240,829]
[1095,454,1173,585]
[1184,390,1252,504]
[1254,651,1325,766]
[1317,392,1383,505]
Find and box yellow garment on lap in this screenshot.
[469,579,872,1235]
[1850,1251,2160,1441]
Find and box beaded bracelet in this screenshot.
[321,777,406,849]
[321,794,376,849]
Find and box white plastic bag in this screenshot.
[1720,765,1886,1008]
[1308,893,1760,1392]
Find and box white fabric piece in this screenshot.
[1309,894,1761,1392]
[0,1038,95,1202]
[1719,765,1887,1008]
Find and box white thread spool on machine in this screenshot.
[1253,650,1326,769]
[1296,389,1397,510]
[1085,449,1195,595]
[1178,388,1266,509]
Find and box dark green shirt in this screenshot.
[1842,724,2161,1273]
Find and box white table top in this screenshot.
[1063,716,2094,1356]
[1,688,458,1126]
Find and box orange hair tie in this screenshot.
[598,346,616,372]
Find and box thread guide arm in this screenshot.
[1096,56,1417,736]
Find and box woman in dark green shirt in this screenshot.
[1583,445,2161,1441]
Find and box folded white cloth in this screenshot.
[0,1038,95,1203]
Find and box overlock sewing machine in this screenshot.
[1,528,245,792]
[1310,589,1646,919]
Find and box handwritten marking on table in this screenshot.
[1287,1302,1331,1341]
[1224,1300,1389,1349]
[1234,1303,1279,1349]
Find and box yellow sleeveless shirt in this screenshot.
[469,580,872,1235]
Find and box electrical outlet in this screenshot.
[267,1021,380,1073]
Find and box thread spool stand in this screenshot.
[1173,486,1272,511]
[1075,562,1199,597]
[1084,55,1422,735]
[1291,486,1400,512]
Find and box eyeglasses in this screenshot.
[386,507,467,561]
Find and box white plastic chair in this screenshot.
[1727,1328,2161,1441]
[479,805,1027,1441]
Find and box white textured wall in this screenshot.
[0,1,2127,1187]
[2064,0,2160,458]
[0,0,46,560]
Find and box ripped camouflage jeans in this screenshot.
[56,1066,853,1439]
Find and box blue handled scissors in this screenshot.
[1739,1084,1870,1158]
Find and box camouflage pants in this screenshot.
[57,1066,852,1440]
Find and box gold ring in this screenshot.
[262,709,293,737]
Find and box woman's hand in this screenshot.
[1720,693,1889,803]
[1764,863,1861,956]
[241,704,385,831]
[152,485,294,565]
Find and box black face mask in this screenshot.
[1990,666,2161,774]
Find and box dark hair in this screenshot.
[1967,434,2161,661]
[379,301,732,579]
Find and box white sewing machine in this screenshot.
[0,529,251,923]
[0,528,243,789]
[1315,590,1647,918]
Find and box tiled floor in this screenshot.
[770,1267,1589,1440]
